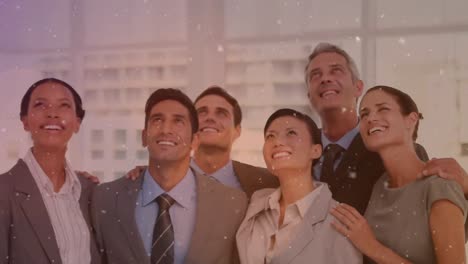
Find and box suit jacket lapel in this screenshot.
[78,177,93,229]
[13,160,62,264]
[272,186,333,264]
[233,161,252,195]
[185,172,216,260]
[116,175,148,263]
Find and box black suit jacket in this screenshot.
[317,133,428,214]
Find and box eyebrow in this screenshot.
[33,97,72,103]
[359,102,389,112]
[266,126,297,134]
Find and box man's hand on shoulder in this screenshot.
[76,170,100,184]
[420,158,468,198]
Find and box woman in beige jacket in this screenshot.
[236,108,361,264]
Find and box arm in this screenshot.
[90,188,108,264]
[331,204,413,264]
[430,200,465,264]
[0,199,10,264]
[420,158,468,198]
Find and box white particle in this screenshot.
[355,36,361,43]
[398,37,406,45]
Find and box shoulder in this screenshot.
[198,173,247,202]
[250,188,276,202]
[0,160,28,194]
[422,175,467,213]
[232,160,270,175]
[94,176,137,201]
[232,160,279,188]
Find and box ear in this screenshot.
[191,132,200,150]
[142,128,148,147]
[405,112,419,131]
[21,116,30,132]
[232,124,241,141]
[309,143,323,160]
[354,79,364,97]
[74,117,82,134]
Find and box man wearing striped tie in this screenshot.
[91,88,248,264]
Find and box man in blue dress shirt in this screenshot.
[92,88,247,264]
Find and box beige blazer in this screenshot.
[91,170,248,264]
[236,184,362,264]
[0,160,101,264]
[232,160,279,199]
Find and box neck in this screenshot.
[148,157,191,191]
[276,167,315,206]
[193,146,231,174]
[320,108,358,142]
[379,144,425,188]
[31,146,67,192]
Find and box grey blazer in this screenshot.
[0,159,101,264]
[91,170,248,264]
[232,160,279,199]
[236,184,362,264]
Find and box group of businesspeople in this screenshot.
[1,42,468,264]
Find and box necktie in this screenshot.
[320,144,344,183]
[151,193,176,264]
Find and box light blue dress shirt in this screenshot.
[313,125,360,180]
[134,168,197,264]
[190,158,242,190]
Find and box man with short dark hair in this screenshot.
[192,86,278,198]
[92,88,247,264]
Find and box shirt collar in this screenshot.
[264,182,324,219]
[190,158,234,180]
[321,124,360,150]
[141,167,196,210]
[24,148,81,200]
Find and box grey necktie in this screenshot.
[151,193,176,264]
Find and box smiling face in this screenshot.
[359,89,418,152]
[21,82,81,151]
[195,94,240,150]
[142,99,196,164]
[306,52,363,115]
[263,116,321,175]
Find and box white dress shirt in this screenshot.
[23,149,91,264]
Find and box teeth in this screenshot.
[43,125,62,130]
[369,127,385,134]
[201,128,218,133]
[322,90,338,98]
[157,141,175,146]
[273,152,290,159]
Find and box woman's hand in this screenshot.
[330,203,379,256]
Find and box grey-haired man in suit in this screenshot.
[305,42,468,214]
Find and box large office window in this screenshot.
[1,0,467,179]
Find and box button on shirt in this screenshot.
[135,168,197,264]
[190,159,242,190]
[313,125,360,180]
[245,183,324,264]
[23,149,91,264]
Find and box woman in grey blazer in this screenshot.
[0,78,100,264]
[236,108,361,264]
